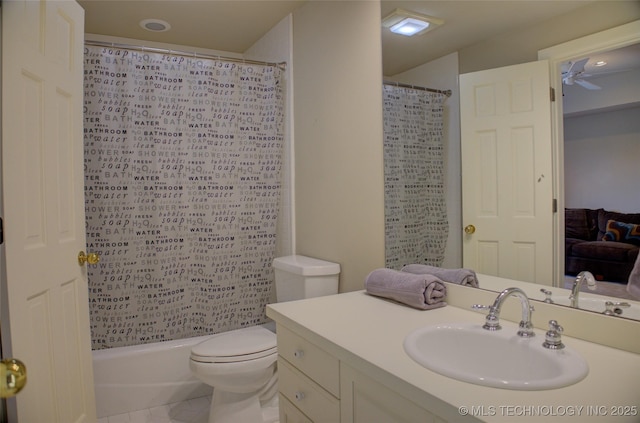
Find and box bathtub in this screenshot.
[92,335,213,418]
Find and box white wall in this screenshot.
[564,105,640,213]
[292,1,385,293]
[388,52,462,268]
[245,15,295,259]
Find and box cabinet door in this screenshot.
[340,363,441,423]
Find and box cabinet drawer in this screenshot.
[277,325,340,396]
[279,358,340,423]
[279,395,313,423]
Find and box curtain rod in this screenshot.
[84,40,287,70]
[383,80,451,97]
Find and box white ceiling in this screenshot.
[79,0,306,54]
[572,43,640,76]
[79,0,634,76]
[380,0,592,75]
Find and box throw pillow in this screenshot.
[597,209,640,240]
[602,219,640,246]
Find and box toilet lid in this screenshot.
[191,326,277,363]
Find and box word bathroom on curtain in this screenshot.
[383,84,448,270]
[84,45,285,349]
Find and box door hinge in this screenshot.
[550,87,556,102]
[552,199,558,213]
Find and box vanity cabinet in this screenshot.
[277,325,340,422]
[340,363,445,423]
[269,290,640,423]
[276,324,446,423]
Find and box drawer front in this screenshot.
[277,325,340,396]
[279,357,340,423]
[279,395,313,423]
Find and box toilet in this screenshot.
[189,255,340,423]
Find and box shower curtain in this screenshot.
[383,84,448,269]
[84,45,285,349]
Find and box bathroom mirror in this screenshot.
[382,10,640,320]
[533,24,640,320]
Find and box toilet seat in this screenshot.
[190,326,277,364]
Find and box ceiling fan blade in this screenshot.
[566,57,589,75]
[574,79,601,90]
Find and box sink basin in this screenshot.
[404,323,588,390]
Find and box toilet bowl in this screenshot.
[190,255,341,423]
[189,326,279,423]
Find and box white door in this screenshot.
[460,60,554,285]
[2,0,97,421]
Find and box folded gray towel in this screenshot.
[364,268,446,310]
[401,264,479,288]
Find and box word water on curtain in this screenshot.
[383,84,448,269]
[84,46,284,349]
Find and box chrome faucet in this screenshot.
[569,271,597,308]
[473,287,535,337]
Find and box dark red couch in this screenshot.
[565,208,640,283]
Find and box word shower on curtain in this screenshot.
[383,84,448,269]
[84,46,284,349]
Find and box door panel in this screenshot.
[2,0,96,421]
[460,60,553,285]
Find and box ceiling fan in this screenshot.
[562,58,601,90]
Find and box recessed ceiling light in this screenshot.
[140,19,171,32]
[382,8,443,37]
[390,18,430,36]
[595,61,607,67]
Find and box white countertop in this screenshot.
[267,290,640,422]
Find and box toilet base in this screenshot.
[207,372,278,423]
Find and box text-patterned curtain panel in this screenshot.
[84,45,285,349]
[383,84,448,269]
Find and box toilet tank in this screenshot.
[273,255,340,302]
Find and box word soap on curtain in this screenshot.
[383,84,448,269]
[84,46,285,349]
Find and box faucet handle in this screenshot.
[542,320,565,350]
[472,304,501,330]
[539,288,554,304]
[603,301,631,316]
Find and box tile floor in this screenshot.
[98,396,211,423]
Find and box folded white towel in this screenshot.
[627,254,640,299]
[364,268,446,310]
[401,264,479,288]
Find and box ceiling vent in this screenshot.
[382,9,443,37]
[140,19,171,32]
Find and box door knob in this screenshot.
[0,359,26,398]
[464,224,476,234]
[78,251,100,266]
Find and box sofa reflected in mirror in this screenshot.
[565,208,640,284]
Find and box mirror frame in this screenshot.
[538,19,640,286]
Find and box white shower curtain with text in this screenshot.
[383,84,448,269]
[84,46,284,349]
